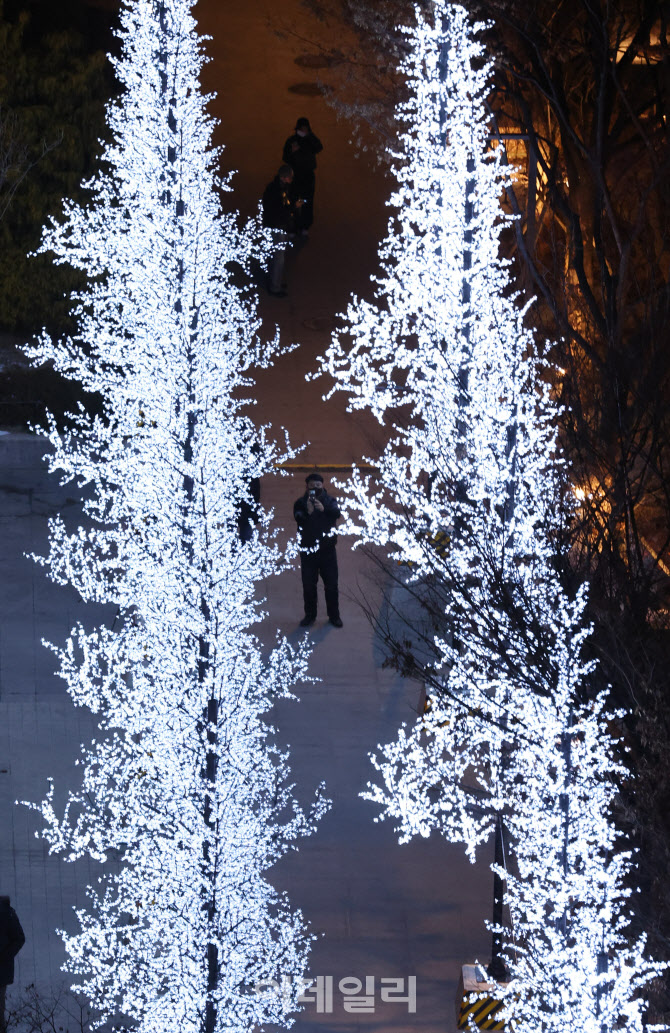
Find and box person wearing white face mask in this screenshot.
[282,116,323,237]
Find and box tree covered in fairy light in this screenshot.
[499,639,665,1033]
[321,1,665,1027]
[25,2,326,1031]
[322,0,558,848]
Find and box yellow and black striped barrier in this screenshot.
[397,527,452,568]
[456,965,507,1031]
[457,995,505,1030]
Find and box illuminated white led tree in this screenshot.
[323,0,558,849]
[322,1,664,1027]
[26,2,326,1031]
[499,625,665,1033]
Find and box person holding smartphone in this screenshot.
[282,117,323,237]
[293,472,342,627]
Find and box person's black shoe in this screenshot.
[299,615,315,627]
[329,616,343,628]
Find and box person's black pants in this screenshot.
[300,547,339,620]
[295,172,316,231]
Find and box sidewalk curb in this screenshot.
[275,462,378,472]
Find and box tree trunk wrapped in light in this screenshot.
[321,1,664,1027]
[26,2,326,1031]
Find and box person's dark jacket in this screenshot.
[238,476,261,543]
[294,491,340,550]
[282,132,323,192]
[262,176,298,233]
[0,898,25,985]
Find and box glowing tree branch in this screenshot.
[26,2,326,1031]
[322,0,557,856]
[321,2,664,1027]
[500,630,665,1033]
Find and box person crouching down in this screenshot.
[293,472,342,627]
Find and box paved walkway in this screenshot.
[198,0,392,468]
[0,0,491,1028]
[0,440,490,1029]
[0,432,114,1009]
[265,472,492,1033]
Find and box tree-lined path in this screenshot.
[0,443,491,1029]
[0,0,491,1029]
[198,0,390,466]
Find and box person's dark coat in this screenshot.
[294,491,340,550]
[262,176,298,233]
[282,131,323,195]
[0,898,25,985]
[238,476,261,543]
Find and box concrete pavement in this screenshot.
[197,0,391,467]
[0,431,114,1015]
[0,440,490,1029]
[266,469,492,1033]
